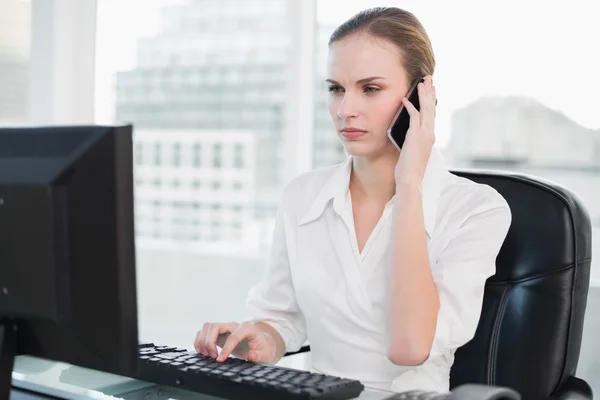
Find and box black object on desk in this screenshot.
[0,125,139,399]
[137,343,365,400]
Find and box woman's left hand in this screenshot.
[394,76,437,187]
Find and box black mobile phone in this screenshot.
[386,77,424,150]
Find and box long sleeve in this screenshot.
[245,204,308,353]
[426,201,512,360]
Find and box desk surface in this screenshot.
[11,356,397,400]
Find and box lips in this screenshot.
[341,128,367,139]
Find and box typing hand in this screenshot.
[194,321,278,364]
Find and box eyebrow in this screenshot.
[325,77,385,85]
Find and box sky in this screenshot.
[94,0,600,145]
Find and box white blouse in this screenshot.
[246,148,512,393]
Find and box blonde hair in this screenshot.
[329,7,435,85]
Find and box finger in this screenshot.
[217,323,254,362]
[215,332,230,349]
[206,322,238,358]
[427,78,436,102]
[401,96,420,131]
[422,75,430,88]
[419,82,435,126]
[193,329,203,354]
[210,323,239,357]
[247,349,260,363]
[204,324,219,358]
[401,95,419,116]
[196,323,211,355]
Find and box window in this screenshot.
[153,143,161,165]
[173,142,181,166]
[0,0,30,126]
[213,143,222,168]
[193,143,202,166]
[135,142,144,164]
[234,143,244,168]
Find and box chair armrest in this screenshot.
[283,345,311,357]
[547,376,593,400]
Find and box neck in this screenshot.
[350,150,399,204]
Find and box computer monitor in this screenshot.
[0,125,138,397]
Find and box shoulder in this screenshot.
[437,173,512,238]
[444,173,510,213]
[278,163,341,218]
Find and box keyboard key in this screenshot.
[176,354,195,361]
[157,352,183,359]
[155,346,176,352]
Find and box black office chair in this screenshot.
[284,169,593,400]
[449,170,593,400]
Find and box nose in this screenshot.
[337,93,359,120]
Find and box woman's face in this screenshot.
[327,33,411,158]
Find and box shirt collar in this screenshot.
[298,148,449,237]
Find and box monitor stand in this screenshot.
[0,321,16,400]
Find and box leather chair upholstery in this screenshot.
[449,170,593,400]
[285,169,593,400]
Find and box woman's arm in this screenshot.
[386,185,512,367]
[386,77,440,366]
[254,321,287,362]
[386,181,439,366]
[245,182,308,362]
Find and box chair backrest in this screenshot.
[448,170,592,400]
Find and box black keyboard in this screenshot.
[136,343,365,399]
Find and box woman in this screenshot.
[193,7,511,393]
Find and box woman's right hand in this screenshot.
[193,321,278,364]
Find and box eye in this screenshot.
[364,86,380,94]
[327,85,344,93]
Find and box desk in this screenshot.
[10,356,397,400]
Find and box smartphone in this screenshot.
[386,77,425,150]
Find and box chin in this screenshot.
[342,140,395,158]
